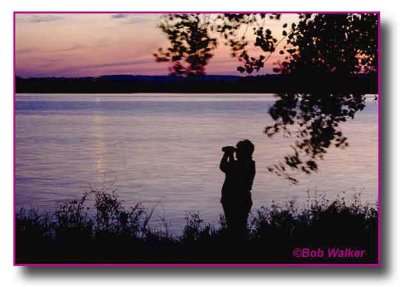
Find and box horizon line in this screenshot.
[15,72,377,79]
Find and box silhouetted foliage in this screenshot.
[154,14,218,76]
[154,13,281,76]
[155,13,378,182]
[264,13,378,182]
[16,189,377,264]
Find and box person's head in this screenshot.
[236,139,254,160]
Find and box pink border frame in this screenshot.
[13,11,381,267]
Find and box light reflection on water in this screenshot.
[16,94,378,234]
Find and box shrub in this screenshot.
[16,189,377,264]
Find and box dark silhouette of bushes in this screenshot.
[16,189,377,264]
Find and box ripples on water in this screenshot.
[16,94,378,234]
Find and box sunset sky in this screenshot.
[15,13,298,78]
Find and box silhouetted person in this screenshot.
[220,139,256,239]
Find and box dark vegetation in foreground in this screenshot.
[16,189,377,264]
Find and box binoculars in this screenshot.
[222,146,236,153]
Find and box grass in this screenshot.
[16,188,378,264]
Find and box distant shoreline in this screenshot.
[15,73,377,94]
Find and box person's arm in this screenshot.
[220,152,234,173]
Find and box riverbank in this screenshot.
[16,188,377,264]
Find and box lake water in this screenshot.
[16,93,378,234]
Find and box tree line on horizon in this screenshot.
[15,72,377,94]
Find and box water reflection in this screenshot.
[92,113,106,173]
[15,94,377,234]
